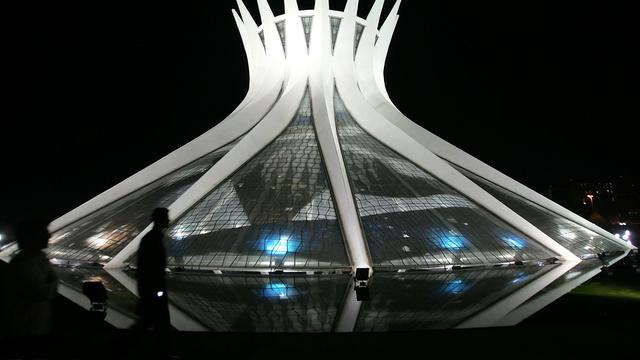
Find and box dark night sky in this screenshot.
[2,0,637,225]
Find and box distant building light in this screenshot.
[622,230,631,242]
[619,222,627,226]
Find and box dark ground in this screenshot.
[2,256,639,359]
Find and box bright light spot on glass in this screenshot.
[562,233,577,240]
[442,279,466,294]
[622,230,631,241]
[433,230,465,250]
[88,234,109,248]
[0,234,3,241]
[402,234,410,238]
[614,234,621,239]
[100,255,111,261]
[157,291,164,297]
[511,272,527,284]
[402,245,411,253]
[262,283,297,299]
[263,235,299,255]
[502,236,525,249]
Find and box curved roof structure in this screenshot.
[2,0,634,331]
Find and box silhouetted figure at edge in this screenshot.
[1,218,58,357]
[134,207,173,358]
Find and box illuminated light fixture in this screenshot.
[622,230,631,242]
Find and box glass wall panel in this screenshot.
[163,89,349,270]
[333,90,556,269]
[354,23,365,58]
[455,167,628,257]
[301,16,313,51]
[330,16,342,54]
[275,20,287,56]
[166,273,350,332]
[356,265,552,331]
[47,147,231,263]
[258,30,265,50]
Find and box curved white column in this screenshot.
[358,2,631,251]
[333,1,578,262]
[308,0,372,273]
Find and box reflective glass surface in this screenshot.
[356,265,553,331]
[165,272,350,332]
[301,16,313,51]
[258,30,265,50]
[333,90,556,269]
[330,16,342,54]
[354,23,365,58]
[275,20,287,56]
[48,147,231,263]
[456,167,628,257]
[163,89,349,270]
[54,266,138,319]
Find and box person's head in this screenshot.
[14,218,50,251]
[151,208,170,229]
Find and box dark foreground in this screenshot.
[2,260,639,360]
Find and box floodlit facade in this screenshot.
[1,0,635,331]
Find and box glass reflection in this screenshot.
[164,273,350,332]
[355,265,553,331]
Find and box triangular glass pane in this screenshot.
[333,90,556,269]
[47,145,232,263]
[301,16,313,52]
[258,30,266,50]
[454,166,628,258]
[354,23,365,59]
[275,20,287,56]
[330,16,342,55]
[164,89,349,270]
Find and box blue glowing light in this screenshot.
[502,236,525,249]
[263,235,299,255]
[511,272,528,284]
[429,228,467,250]
[262,283,298,299]
[438,235,465,250]
[442,279,466,294]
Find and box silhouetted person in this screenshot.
[134,207,172,357]
[1,218,58,357]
